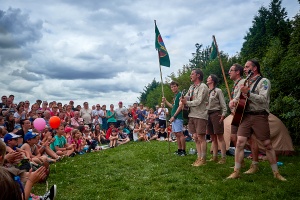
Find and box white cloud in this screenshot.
[0,0,298,107]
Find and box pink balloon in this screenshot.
[33,118,46,131]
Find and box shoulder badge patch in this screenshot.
[263,80,268,90]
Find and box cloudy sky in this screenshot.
[0,0,299,107]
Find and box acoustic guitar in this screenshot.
[231,70,254,126]
[180,89,189,119]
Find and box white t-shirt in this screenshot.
[115,107,127,121]
[92,109,104,124]
[158,107,168,120]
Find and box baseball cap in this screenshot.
[24,131,38,141]
[118,101,123,104]
[4,133,21,143]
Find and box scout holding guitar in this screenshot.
[231,70,254,126]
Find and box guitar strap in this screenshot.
[251,77,263,93]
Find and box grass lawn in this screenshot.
[32,141,300,200]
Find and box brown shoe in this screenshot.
[218,157,226,164]
[208,156,218,162]
[193,158,206,167]
[227,169,240,179]
[273,171,287,181]
[191,158,201,166]
[244,164,259,174]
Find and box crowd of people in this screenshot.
[0,93,196,199]
[0,59,287,199]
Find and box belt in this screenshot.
[245,110,269,115]
[208,110,220,114]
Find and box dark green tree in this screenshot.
[240,0,291,62]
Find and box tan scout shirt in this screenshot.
[185,83,209,120]
[207,88,227,116]
[234,77,271,113]
[231,78,245,113]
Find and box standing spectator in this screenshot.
[131,103,138,122]
[36,99,42,109]
[0,96,7,116]
[23,100,31,114]
[13,104,26,130]
[80,102,92,128]
[39,101,49,113]
[158,103,169,128]
[154,105,160,123]
[92,104,104,129]
[65,104,74,124]
[147,108,157,128]
[107,104,117,128]
[101,105,108,131]
[50,105,59,116]
[1,98,17,117]
[115,101,128,128]
[136,103,146,122]
[69,100,76,111]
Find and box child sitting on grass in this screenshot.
[50,125,76,157]
[109,129,118,148]
[71,129,84,154]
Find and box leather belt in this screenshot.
[245,110,269,115]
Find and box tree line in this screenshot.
[139,0,300,145]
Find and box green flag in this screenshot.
[210,41,217,60]
[155,24,170,67]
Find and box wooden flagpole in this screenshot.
[212,35,232,100]
[155,20,170,154]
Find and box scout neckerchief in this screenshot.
[190,83,200,101]
[231,77,242,99]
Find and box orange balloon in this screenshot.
[49,116,61,129]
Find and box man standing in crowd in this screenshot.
[0,96,7,116]
[229,63,259,173]
[115,101,128,128]
[181,69,209,166]
[136,103,146,122]
[80,102,92,128]
[227,59,286,181]
[131,103,138,122]
[163,81,186,156]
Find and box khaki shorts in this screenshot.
[237,114,270,141]
[188,117,207,135]
[207,111,224,135]
[231,125,238,134]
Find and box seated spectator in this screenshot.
[71,129,84,154]
[14,104,26,130]
[21,131,50,166]
[183,125,193,142]
[118,127,130,145]
[70,111,84,129]
[0,139,56,200]
[157,126,168,141]
[132,123,141,142]
[0,116,7,135]
[5,113,16,133]
[94,124,108,144]
[145,123,157,141]
[50,125,76,157]
[109,129,118,148]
